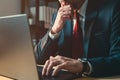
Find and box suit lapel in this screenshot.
[83,0,99,58]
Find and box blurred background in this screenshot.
[0,0,58,46]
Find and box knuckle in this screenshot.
[59,7,62,11]
[50,61,55,65]
[57,55,63,59]
[46,60,50,63]
[64,61,69,65]
[49,56,52,59]
[56,65,62,69]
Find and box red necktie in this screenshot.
[72,11,83,59]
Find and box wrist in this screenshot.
[78,59,90,77]
[49,30,60,40]
[51,28,58,34]
[81,61,90,76]
[51,21,64,34]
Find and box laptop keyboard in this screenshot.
[37,66,81,80]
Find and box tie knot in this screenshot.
[73,10,78,18]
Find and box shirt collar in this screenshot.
[78,0,88,17]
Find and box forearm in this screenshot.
[88,55,120,77]
[35,30,60,64]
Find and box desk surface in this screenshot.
[0,76,14,80]
[1,65,120,80]
[1,75,120,80]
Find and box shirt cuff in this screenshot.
[49,30,60,40]
[87,61,93,75]
[78,58,93,76]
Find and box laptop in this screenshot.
[0,14,80,80]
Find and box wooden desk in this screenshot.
[0,76,14,80]
[1,75,120,80]
[2,65,119,80]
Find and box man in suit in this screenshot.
[35,0,120,77]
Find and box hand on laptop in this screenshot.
[42,55,83,76]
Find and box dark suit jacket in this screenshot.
[36,0,120,77]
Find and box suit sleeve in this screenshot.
[35,13,59,64]
[88,1,120,77]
